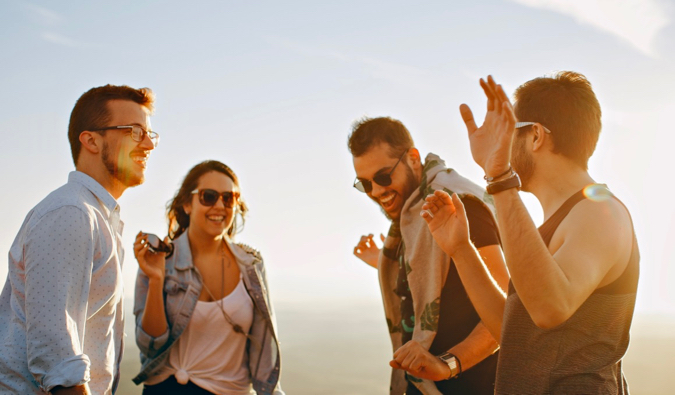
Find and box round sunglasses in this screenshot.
[191,189,240,207]
[353,149,408,193]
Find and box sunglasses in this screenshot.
[353,149,408,193]
[144,233,173,254]
[191,189,240,207]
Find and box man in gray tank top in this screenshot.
[393,72,639,394]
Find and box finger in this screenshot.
[480,78,496,112]
[434,189,454,205]
[380,233,385,242]
[420,209,434,219]
[390,360,402,369]
[402,352,417,369]
[502,100,517,126]
[459,104,478,134]
[451,193,467,218]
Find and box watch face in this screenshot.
[447,358,457,369]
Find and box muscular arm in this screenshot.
[492,189,632,328]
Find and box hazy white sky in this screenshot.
[1,0,673,320]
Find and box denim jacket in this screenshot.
[132,232,283,395]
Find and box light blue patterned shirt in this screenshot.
[0,171,125,394]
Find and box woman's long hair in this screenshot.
[166,160,249,240]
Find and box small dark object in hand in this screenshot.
[144,233,174,255]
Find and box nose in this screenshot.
[369,181,387,199]
[139,133,156,150]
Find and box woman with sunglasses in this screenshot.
[131,160,284,395]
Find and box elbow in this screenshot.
[530,301,573,330]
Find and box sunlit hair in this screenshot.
[68,84,155,166]
[166,160,249,240]
[513,71,601,170]
[348,116,414,158]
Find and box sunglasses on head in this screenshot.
[353,149,408,194]
[191,189,240,207]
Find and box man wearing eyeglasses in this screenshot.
[349,117,508,394]
[0,85,158,394]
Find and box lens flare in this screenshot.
[583,184,613,202]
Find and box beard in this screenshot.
[512,134,534,190]
[374,162,419,221]
[101,140,143,188]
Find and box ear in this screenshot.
[183,202,192,216]
[531,125,547,152]
[408,147,422,169]
[79,131,103,154]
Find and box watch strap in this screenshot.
[486,172,521,195]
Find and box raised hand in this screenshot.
[134,231,167,281]
[353,233,384,269]
[421,191,470,257]
[460,75,517,177]
[390,340,451,381]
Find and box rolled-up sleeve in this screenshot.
[133,269,170,357]
[23,206,94,391]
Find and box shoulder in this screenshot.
[554,194,633,265]
[235,242,264,263]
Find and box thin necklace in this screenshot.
[201,240,247,336]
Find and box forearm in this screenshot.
[493,189,569,320]
[447,322,499,372]
[140,278,168,337]
[453,244,506,342]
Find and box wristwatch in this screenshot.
[438,351,461,379]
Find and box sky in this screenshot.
[0,0,674,328]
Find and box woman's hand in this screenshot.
[134,231,167,281]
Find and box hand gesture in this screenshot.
[460,75,517,177]
[390,340,451,381]
[353,233,384,269]
[134,231,167,281]
[421,191,470,257]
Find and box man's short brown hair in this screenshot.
[68,84,155,165]
[514,71,601,170]
[348,116,414,158]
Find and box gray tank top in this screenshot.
[496,188,639,394]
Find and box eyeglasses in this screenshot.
[353,149,408,194]
[515,122,552,134]
[191,189,240,207]
[89,125,160,147]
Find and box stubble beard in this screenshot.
[512,135,534,190]
[374,163,419,221]
[101,140,143,188]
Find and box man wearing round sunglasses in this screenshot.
[0,84,157,395]
[349,117,508,394]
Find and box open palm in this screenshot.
[460,75,517,177]
[421,191,470,257]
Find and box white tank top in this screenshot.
[146,277,255,394]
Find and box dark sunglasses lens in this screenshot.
[221,192,234,207]
[354,180,371,193]
[373,174,392,187]
[146,234,160,247]
[199,190,220,206]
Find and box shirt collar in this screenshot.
[68,170,120,215]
